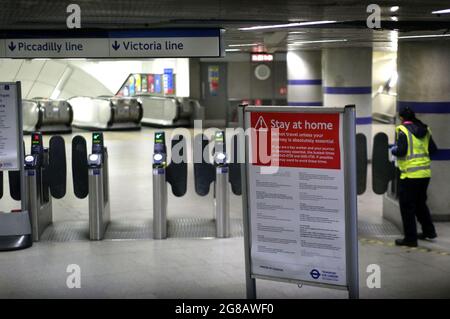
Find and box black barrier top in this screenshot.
[166,135,187,197]
[193,134,215,196]
[48,136,67,199]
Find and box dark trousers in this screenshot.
[398,177,436,241]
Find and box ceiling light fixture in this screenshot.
[390,6,399,12]
[239,20,337,31]
[432,8,450,14]
[288,39,347,45]
[228,43,259,47]
[398,34,450,39]
[225,48,241,52]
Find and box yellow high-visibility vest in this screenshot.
[395,124,431,179]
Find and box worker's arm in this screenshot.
[429,135,438,155]
[391,131,408,157]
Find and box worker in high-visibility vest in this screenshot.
[390,106,438,247]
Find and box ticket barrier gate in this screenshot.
[152,132,187,239]
[356,133,368,195]
[72,132,110,240]
[194,131,242,238]
[372,132,396,196]
[24,132,67,241]
[352,132,398,197]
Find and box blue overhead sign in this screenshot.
[0,29,223,58]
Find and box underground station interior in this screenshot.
[0,0,450,302]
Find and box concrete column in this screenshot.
[323,47,373,154]
[287,50,322,106]
[395,40,450,220]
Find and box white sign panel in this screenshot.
[109,37,220,58]
[5,38,109,58]
[0,29,222,58]
[247,111,347,286]
[0,83,20,171]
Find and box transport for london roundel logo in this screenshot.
[310,269,321,280]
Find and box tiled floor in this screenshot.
[0,125,449,299]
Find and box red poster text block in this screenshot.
[251,112,341,169]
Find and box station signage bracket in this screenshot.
[238,104,359,299]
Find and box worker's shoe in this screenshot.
[417,233,437,240]
[395,239,418,247]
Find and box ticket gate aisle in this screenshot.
[25,132,67,241]
[152,132,187,239]
[72,132,110,240]
[194,131,242,238]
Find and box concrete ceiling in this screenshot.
[1,0,450,52]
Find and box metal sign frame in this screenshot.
[238,104,358,299]
[0,81,32,251]
[0,82,21,171]
[0,81,26,209]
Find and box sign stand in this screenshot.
[239,104,358,299]
[0,82,32,251]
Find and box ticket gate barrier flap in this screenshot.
[48,136,67,199]
[166,135,188,197]
[72,136,89,199]
[9,170,21,201]
[7,142,25,201]
[356,133,368,195]
[372,132,395,195]
[228,134,242,196]
[228,163,241,196]
[193,134,215,196]
[389,167,401,198]
[0,172,3,199]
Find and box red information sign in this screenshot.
[251,112,341,169]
